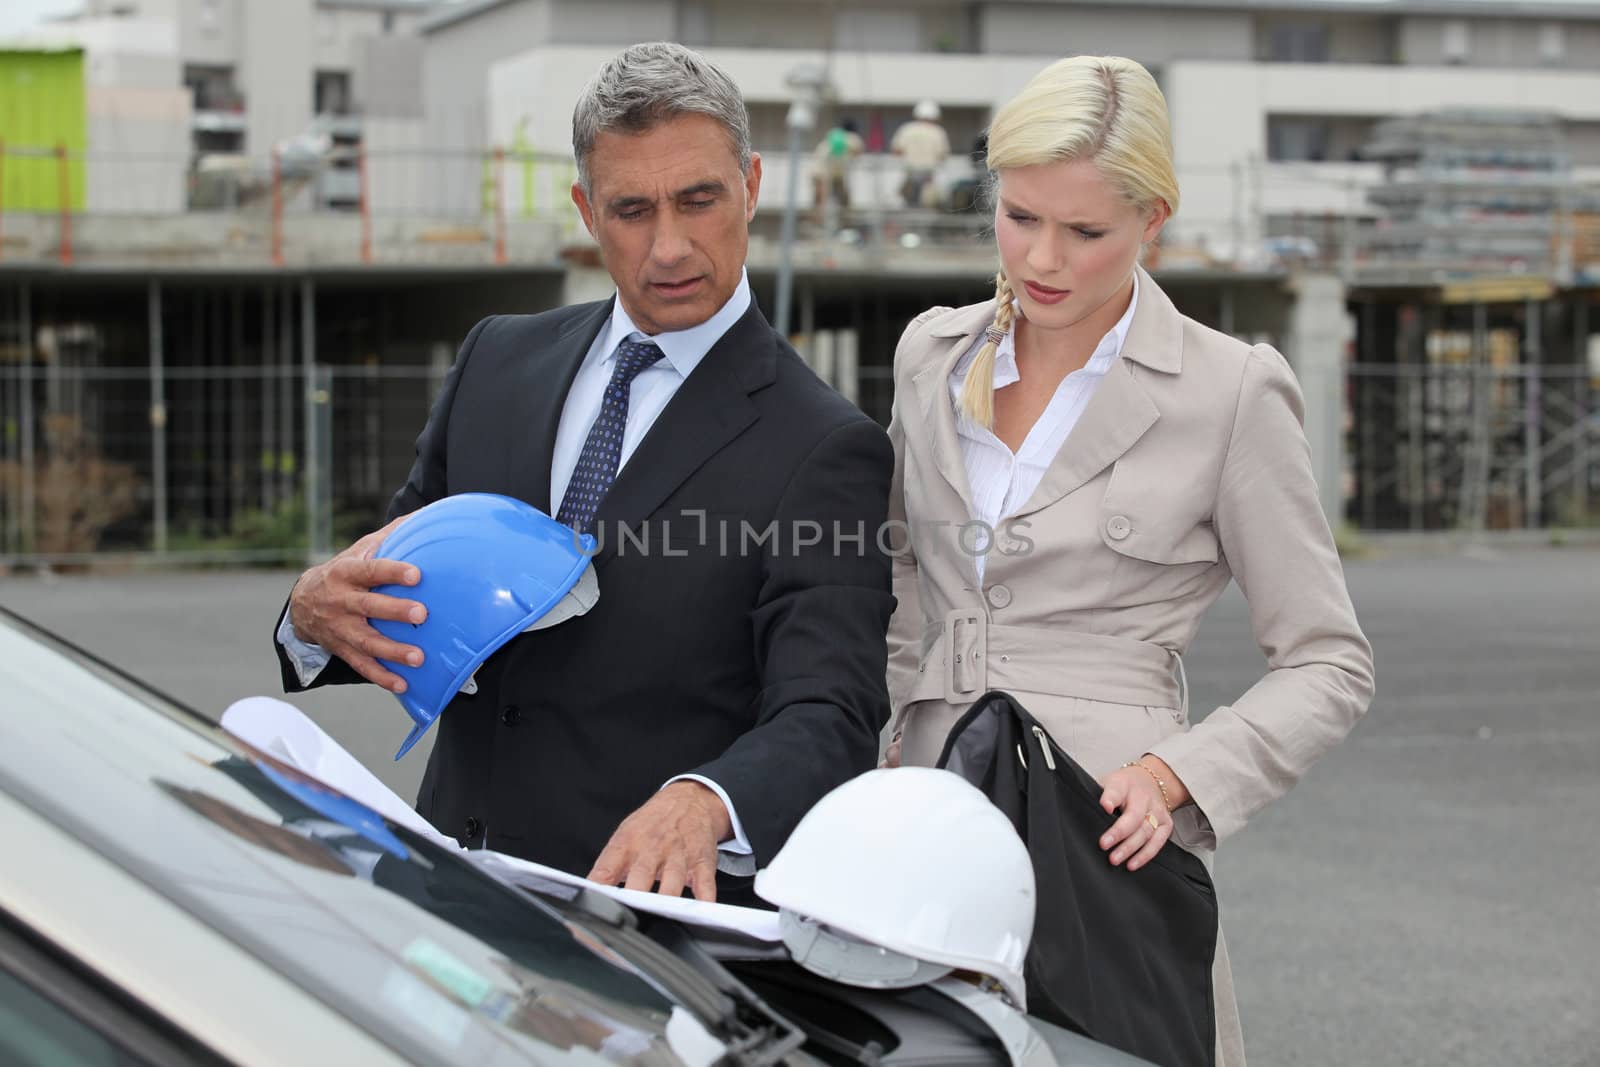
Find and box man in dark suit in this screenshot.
[274,42,893,904]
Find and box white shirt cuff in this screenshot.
[275,608,332,688]
[664,774,752,856]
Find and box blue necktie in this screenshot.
[556,339,666,534]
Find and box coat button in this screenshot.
[1106,515,1132,540]
[986,584,1012,609]
[463,816,482,840]
[500,704,521,726]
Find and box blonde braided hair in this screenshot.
[958,270,1018,427]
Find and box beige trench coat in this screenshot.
[885,267,1375,1067]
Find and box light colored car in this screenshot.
[0,609,1150,1067]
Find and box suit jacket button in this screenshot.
[986,584,1012,609]
[1106,515,1132,540]
[500,704,521,726]
[464,817,482,840]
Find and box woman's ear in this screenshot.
[1142,200,1171,245]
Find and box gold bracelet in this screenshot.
[1122,759,1173,812]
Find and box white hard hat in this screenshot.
[754,768,1035,1008]
[913,100,942,121]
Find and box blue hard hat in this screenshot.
[370,493,598,760]
[252,759,411,860]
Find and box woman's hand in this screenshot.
[880,730,904,769]
[1097,755,1190,871]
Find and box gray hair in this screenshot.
[572,42,752,194]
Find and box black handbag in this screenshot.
[936,690,1218,1067]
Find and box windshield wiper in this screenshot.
[408,838,804,1065]
[550,902,806,1066]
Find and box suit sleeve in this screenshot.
[689,416,896,863]
[273,316,494,693]
[1147,344,1375,847]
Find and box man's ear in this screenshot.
[572,181,598,238]
[744,152,763,222]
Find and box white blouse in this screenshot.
[947,273,1140,581]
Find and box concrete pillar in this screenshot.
[148,280,168,554]
[1286,273,1353,530]
[836,327,859,407]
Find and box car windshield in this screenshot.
[0,612,736,1067]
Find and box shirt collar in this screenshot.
[954,270,1141,391]
[601,270,752,379]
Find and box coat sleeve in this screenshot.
[273,316,493,693]
[689,416,896,864]
[1147,344,1374,847]
[885,309,944,726]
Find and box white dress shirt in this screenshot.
[548,272,751,515]
[949,273,1139,582]
[277,272,755,862]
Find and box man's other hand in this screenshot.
[287,515,426,694]
[587,780,733,902]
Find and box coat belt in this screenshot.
[906,609,1185,711]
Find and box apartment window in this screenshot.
[834,8,920,52]
[1268,117,1331,162]
[315,70,352,116]
[1442,20,1470,63]
[1539,23,1564,63]
[184,64,242,112]
[1267,22,1330,62]
[697,0,830,48]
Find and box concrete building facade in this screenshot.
[415,0,1600,265]
[1,0,1597,557]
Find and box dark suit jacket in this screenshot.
[277,298,895,889]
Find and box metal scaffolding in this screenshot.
[1360,109,1600,284]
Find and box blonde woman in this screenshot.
[884,56,1374,1065]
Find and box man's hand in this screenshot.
[587,781,733,902]
[287,515,426,694]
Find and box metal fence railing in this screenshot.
[0,363,446,567]
[0,358,1594,568]
[1346,363,1598,531]
[10,140,1596,277]
[0,142,584,268]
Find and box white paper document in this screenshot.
[219,696,782,943]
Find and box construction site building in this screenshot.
[1,0,1598,564]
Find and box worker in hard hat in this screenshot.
[892,100,951,210]
[811,117,864,219]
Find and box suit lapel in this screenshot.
[1009,358,1160,519]
[590,303,773,564]
[909,304,993,515]
[1009,266,1183,518]
[509,300,612,514]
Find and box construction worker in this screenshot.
[811,117,864,217]
[892,100,951,210]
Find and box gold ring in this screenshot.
[1145,812,1160,832]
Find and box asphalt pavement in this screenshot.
[2,544,1597,1066]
